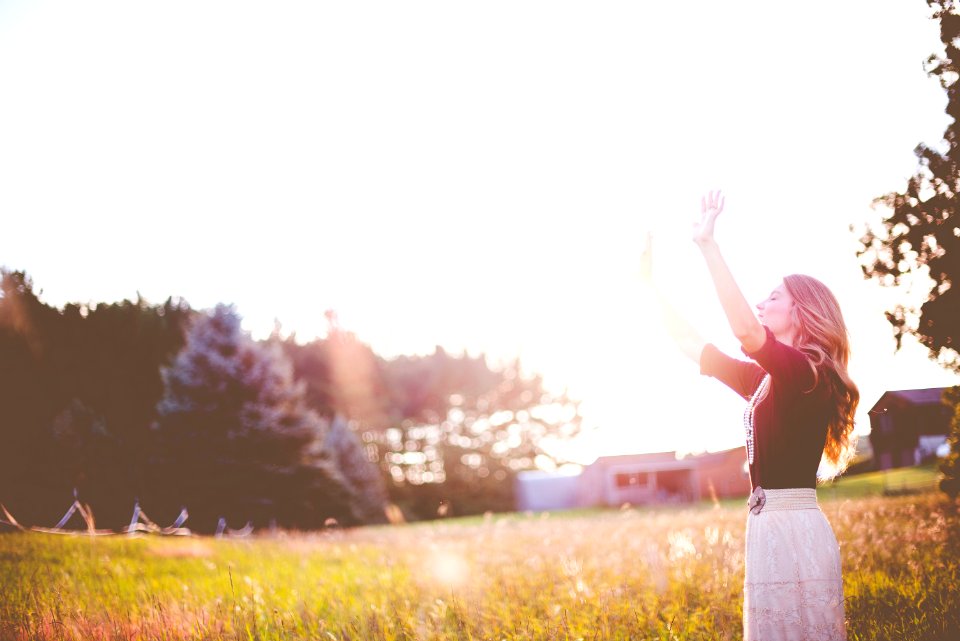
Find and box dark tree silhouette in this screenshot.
[153,304,355,530]
[0,269,190,526]
[853,1,960,496]
[854,0,960,370]
[1,269,582,525]
[324,413,388,523]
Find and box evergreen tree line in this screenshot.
[0,270,582,531]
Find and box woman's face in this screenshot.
[756,283,797,344]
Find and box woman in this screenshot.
[646,191,858,640]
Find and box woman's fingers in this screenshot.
[694,190,724,244]
[703,190,724,215]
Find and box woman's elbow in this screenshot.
[735,324,766,353]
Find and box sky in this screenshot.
[2,0,959,464]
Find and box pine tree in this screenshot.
[325,413,388,523]
[153,304,354,530]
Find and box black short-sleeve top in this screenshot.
[699,326,832,490]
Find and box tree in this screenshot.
[0,269,581,526]
[0,269,191,526]
[281,320,584,520]
[372,348,584,518]
[152,304,355,530]
[65,295,192,523]
[853,1,960,496]
[324,413,388,523]
[854,0,960,370]
[279,311,392,429]
[0,270,72,520]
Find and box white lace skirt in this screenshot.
[743,488,846,641]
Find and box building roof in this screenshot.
[587,446,745,471]
[516,469,581,480]
[590,451,680,468]
[679,446,746,465]
[869,388,949,414]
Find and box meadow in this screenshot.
[2,468,958,641]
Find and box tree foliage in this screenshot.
[324,414,388,523]
[0,269,582,526]
[282,326,584,520]
[854,2,960,496]
[152,304,356,529]
[0,270,193,524]
[371,347,582,518]
[855,0,960,370]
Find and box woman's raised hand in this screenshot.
[692,190,724,246]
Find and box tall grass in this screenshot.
[2,491,958,640]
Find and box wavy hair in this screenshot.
[783,274,860,478]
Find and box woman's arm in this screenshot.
[642,233,764,395]
[641,232,705,364]
[693,191,766,353]
[655,286,706,364]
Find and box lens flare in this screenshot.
[428,550,470,588]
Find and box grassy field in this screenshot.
[2,474,958,640]
[816,462,941,500]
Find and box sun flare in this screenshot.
[427,549,471,588]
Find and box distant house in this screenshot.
[513,470,582,512]
[515,446,750,511]
[868,387,953,470]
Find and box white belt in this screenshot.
[747,487,818,514]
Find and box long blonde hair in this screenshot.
[783,274,860,477]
